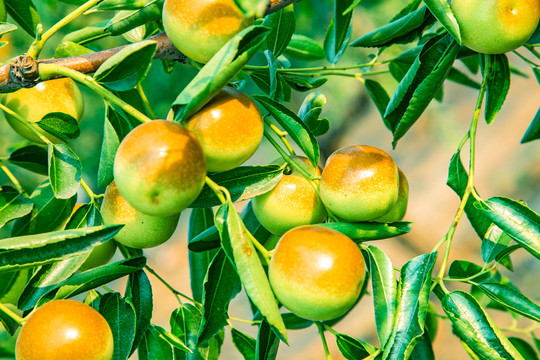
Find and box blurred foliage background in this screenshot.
[0,0,539,358]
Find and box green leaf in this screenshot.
[410,332,435,360]
[234,0,269,18]
[385,34,459,147]
[448,260,492,282]
[197,249,241,345]
[482,224,513,264]
[0,225,122,272]
[188,208,217,304]
[4,0,40,37]
[476,197,540,260]
[99,292,137,360]
[54,41,94,58]
[422,0,461,43]
[336,333,377,359]
[172,25,269,122]
[298,92,329,137]
[383,253,437,359]
[324,0,354,63]
[139,326,173,360]
[254,95,320,168]
[477,283,540,322]
[281,313,313,330]
[154,325,191,353]
[521,107,540,144]
[0,22,17,37]
[8,145,48,175]
[442,291,525,360]
[231,328,256,360]
[263,5,295,57]
[48,144,82,199]
[508,338,539,360]
[94,40,157,91]
[351,7,435,48]
[364,79,391,123]
[126,270,153,356]
[366,245,397,347]
[0,186,33,230]
[484,54,510,125]
[283,76,327,93]
[255,320,279,360]
[95,0,146,11]
[36,112,80,142]
[188,226,221,253]
[104,0,162,35]
[320,222,412,242]
[283,34,325,61]
[447,67,481,89]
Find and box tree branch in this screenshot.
[0,0,302,93]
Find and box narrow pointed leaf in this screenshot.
[126,270,153,356]
[521,107,540,143]
[255,320,279,360]
[4,0,40,37]
[336,333,377,359]
[422,0,461,42]
[324,0,354,63]
[138,326,173,360]
[477,283,540,322]
[484,54,510,125]
[231,328,256,360]
[321,222,412,242]
[0,187,33,230]
[263,5,295,57]
[188,208,216,303]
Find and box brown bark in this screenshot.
[0,0,302,92]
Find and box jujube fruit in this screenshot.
[162,0,253,63]
[113,120,206,217]
[185,87,263,172]
[269,225,366,321]
[320,145,399,222]
[1,78,84,144]
[374,168,409,223]
[101,182,180,249]
[252,156,327,235]
[15,299,114,360]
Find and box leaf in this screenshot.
[94,40,157,91]
[477,283,540,322]
[4,0,40,37]
[508,338,539,360]
[0,22,17,37]
[297,92,329,137]
[234,0,269,18]
[190,165,284,208]
[188,225,221,253]
[99,292,137,360]
[0,225,122,272]
[336,333,377,359]
[281,313,313,330]
[442,291,525,360]
[263,5,295,57]
[324,0,354,63]
[476,197,540,260]
[172,25,269,122]
[36,112,80,142]
[383,253,437,359]
[8,145,48,175]
[255,320,280,360]
[231,328,256,360]
[154,326,191,353]
[0,186,33,230]
[481,224,513,264]
[126,270,153,356]
[254,95,320,168]
[320,222,412,242]
[422,0,461,42]
[48,144,82,199]
[283,34,325,61]
[197,249,241,345]
[351,7,435,48]
[384,34,459,147]
[447,67,481,89]
[188,208,217,304]
[448,260,492,283]
[366,245,397,347]
[484,54,510,125]
[96,0,146,11]
[364,79,391,123]
[410,332,435,360]
[139,326,173,360]
[521,107,540,144]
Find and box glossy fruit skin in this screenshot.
[451,0,540,54]
[162,0,253,63]
[252,157,327,235]
[113,120,206,217]
[15,299,114,360]
[374,168,409,223]
[269,225,366,321]
[185,87,263,172]
[1,78,84,143]
[101,182,180,249]
[320,145,399,222]
[79,240,117,271]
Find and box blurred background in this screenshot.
[0,0,539,359]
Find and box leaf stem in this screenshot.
[315,322,333,360]
[204,176,228,204]
[80,178,95,201]
[38,63,152,124]
[264,118,296,155]
[0,164,24,193]
[136,83,157,119]
[244,59,390,73]
[27,0,104,59]
[0,303,24,325]
[145,265,201,307]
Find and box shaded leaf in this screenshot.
[99,292,137,360]
[484,54,510,125]
[0,186,33,230]
[477,283,540,322]
[521,107,540,144]
[8,145,48,175]
[48,144,82,199]
[283,34,325,61]
[231,328,256,360]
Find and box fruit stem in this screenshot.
[0,302,25,325]
[204,176,229,204]
[80,179,96,201]
[434,54,490,282]
[315,322,333,360]
[136,83,157,119]
[0,164,24,193]
[264,118,296,155]
[27,0,103,59]
[38,63,152,124]
[145,265,201,307]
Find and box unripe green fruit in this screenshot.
[450,0,540,54]
[185,87,263,172]
[320,145,399,222]
[79,240,117,271]
[15,300,114,360]
[1,78,84,143]
[162,0,253,63]
[374,168,409,223]
[269,225,366,321]
[252,156,327,235]
[113,120,206,217]
[101,182,180,249]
